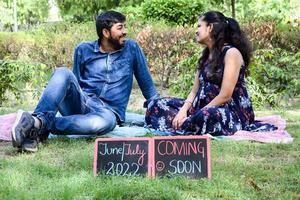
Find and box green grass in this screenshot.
[0,98,299,199]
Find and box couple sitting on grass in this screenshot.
[11,10,277,152]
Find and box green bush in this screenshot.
[114,6,145,37]
[246,76,277,109]
[249,48,300,106]
[119,0,145,6]
[241,0,293,23]
[0,60,49,104]
[142,0,205,25]
[169,53,201,98]
[56,0,122,22]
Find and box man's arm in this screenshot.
[72,45,83,82]
[132,42,159,101]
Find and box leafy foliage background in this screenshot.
[0,0,299,108]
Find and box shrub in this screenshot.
[273,22,300,52]
[28,21,96,68]
[243,20,300,52]
[0,22,97,69]
[241,0,293,23]
[0,60,49,104]
[137,25,199,88]
[142,0,205,25]
[249,48,300,106]
[119,0,145,7]
[0,32,35,60]
[169,53,201,98]
[243,21,277,50]
[114,6,145,37]
[246,76,277,109]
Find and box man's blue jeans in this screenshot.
[33,67,117,135]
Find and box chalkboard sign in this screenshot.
[153,136,211,178]
[94,138,151,176]
[93,136,211,179]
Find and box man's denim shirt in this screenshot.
[73,39,158,123]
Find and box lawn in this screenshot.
[0,91,299,200]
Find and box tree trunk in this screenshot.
[231,0,236,18]
[13,0,18,32]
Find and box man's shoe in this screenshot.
[21,138,38,153]
[11,111,35,148]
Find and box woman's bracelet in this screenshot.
[185,100,193,105]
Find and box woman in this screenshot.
[145,11,276,136]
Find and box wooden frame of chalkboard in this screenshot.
[93,137,152,177]
[152,136,211,179]
[94,136,211,178]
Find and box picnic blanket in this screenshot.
[0,111,293,144]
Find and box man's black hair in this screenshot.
[96,10,126,40]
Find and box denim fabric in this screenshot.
[34,67,117,135]
[33,39,158,135]
[73,39,159,122]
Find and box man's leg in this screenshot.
[12,67,87,149]
[12,67,117,151]
[34,67,87,115]
[13,110,116,152]
[49,108,117,135]
[34,67,117,135]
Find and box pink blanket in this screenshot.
[225,115,293,143]
[0,113,16,141]
[0,112,293,143]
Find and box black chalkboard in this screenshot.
[153,136,211,178]
[94,138,150,176]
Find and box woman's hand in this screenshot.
[172,109,188,130]
[171,71,200,130]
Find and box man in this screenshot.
[11,11,159,152]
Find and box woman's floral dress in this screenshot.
[145,46,277,136]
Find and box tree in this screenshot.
[0,0,49,31]
[18,0,49,26]
[119,0,144,6]
[0,0,13,31]
[56,0,121,22]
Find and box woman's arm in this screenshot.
[205,48,243,108]
[172,70,200,129]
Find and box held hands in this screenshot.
[172,109,188,130]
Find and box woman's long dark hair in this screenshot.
[198,11,252,80]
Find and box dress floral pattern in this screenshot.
[145,46,277,136]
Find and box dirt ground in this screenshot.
[0,141,14,158]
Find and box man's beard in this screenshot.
[108,35,125,50]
